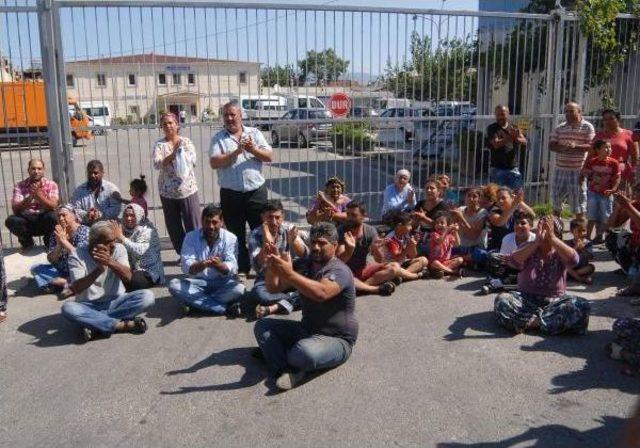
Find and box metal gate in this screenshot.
[1,0,639,247]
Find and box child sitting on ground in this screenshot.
[581,140,620,244]
[428,211,464,278]
[382,211,430,279]
[119,175,149,217]
[566,218,595,284]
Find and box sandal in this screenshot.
[132,317,147,334]
[256,304,278,319]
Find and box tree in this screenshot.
[296,49,349,85]
[260,64,298,87]
[381,32,478,103]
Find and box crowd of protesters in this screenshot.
[2,100,640,393]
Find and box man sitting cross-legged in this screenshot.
[254,222,358,391]
[168,204,246,316]
[248,199,308,318]
[61,221,155,342]
[337,201,420,296]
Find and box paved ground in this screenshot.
[0,243,638,447]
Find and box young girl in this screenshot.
[453,187,489,264]
[429,211,464,277]
[382,211,430,278]
[120,175,149,217]
[487,187,535,252]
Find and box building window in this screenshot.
[158,73,167,85]
[127,73,136,86]
[190,105,197,116]
[66,74,74,88]
[96,73,106,87]
[172,73,181,85]
[187,73,196,85]
[239,71,247,84]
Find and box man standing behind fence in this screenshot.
[209,101,273,275]
[549,102,595,219]
[486,105,527,191]
[5,159,59,249]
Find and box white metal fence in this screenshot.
[1,1,639,247]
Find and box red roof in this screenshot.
[68,53,258,65]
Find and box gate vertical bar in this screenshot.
[574,22,587,108]
[37,0,75,201]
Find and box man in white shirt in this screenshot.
[61,221,155,341]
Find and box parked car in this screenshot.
[271,108,333,147]
[376,107,432,141]
[347,106,379,118]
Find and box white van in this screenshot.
[282,94,326,110]
[79,101,111,135]
[229,95,286,121]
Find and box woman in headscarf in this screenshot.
[306,176,351,225]
[113,203,164,291]
[152,112,201,254]
[30,204,89,294]
[381,169,416,216]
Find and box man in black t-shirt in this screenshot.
[336,201,398,296]
[254,222,358,391]
[486,105,527,191]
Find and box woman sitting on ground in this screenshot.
[493,216,591,335]
[606,185,640,279]
[112,203,165,291]
[306,176,351,225]
[381,169,416,216]
[30,204,89,295]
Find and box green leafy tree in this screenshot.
[381,32,478,103]
[296,49,349,85]
[260,64,298,87]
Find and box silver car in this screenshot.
[271,108,332,147]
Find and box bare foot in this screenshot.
[256,304,278,319]
[0,311,6,323]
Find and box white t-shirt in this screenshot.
[68,243,129,302]
[499,231,536,255]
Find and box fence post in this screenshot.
[574,26,588,108]
[37,0,75,202]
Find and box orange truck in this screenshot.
[0,81,92,145]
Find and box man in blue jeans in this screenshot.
[61,221,155,342]
[254,222,358,391]
[486,105,527,191]
[168,204,246,315]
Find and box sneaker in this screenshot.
[18,237,34,250]
[225,302,243,318]
[182,304,192,315]
[392,276,403,286]
[378,282,395,296]
[275,371,305,391]
[480,285,490,295]
[592,235,605,245]
[82,327,94,342]
[429,269,443,279]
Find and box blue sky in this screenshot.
[2,0,482,78]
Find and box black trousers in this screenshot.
[5,211,57,247]
[220,184,268,273]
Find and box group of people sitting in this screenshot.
[2,99,640,391]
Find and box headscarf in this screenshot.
[122,203,146,237]
[56,203,80,223]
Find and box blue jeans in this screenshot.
[490,167,523,191]
[254,318,352,375]
[168,276,245,315]
[587,191,613,223]
[30,263,63,289]
[61,290,155,334]
[251,281,299,314]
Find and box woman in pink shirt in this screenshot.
[593,109,639,187]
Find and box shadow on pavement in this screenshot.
[443,311,514,341]
[520,329,640,395]
[160,346,267,394]
[17,312,82,347]
[436,415,625,448]
[143,292,183,328]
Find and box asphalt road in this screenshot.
[0,245,638,447]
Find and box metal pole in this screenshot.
[38,0,75,201]
[551,9,565,130]
[574,23,587,108]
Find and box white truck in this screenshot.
[79,101,112,135]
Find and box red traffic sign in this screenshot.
[329,92,351,117]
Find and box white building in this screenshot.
[64,53,261,122]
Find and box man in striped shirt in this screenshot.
[549,102,595,219]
